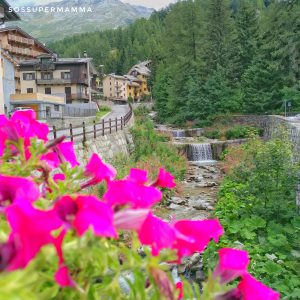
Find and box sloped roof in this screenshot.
[0,26,52,54]
[0,1,20,22]
[128,61,151,77]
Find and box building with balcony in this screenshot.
[103,74,128,101]
[103,61,151,102]
[0,26,54,113]
[19,54,98,104]
[0,0,20,114]
[128,60,151,96]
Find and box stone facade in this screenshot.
[73,116,134,164]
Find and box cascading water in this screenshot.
[172,129,186,138]
[188,143,213,161]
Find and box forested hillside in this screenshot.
[50,0,300,125]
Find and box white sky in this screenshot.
[123,0,175,9]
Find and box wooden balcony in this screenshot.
[2,44,39,57]
[8,34,35,46]
[36,79,72,85]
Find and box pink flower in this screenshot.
[237,274,280,300]
[54,195,117,238]
[55,265,74,287]
[104,180,162,209]
[53,230,74,287]
[0,239,16,271]
[56,142,79,167]
[41,142,79,168]
[0,130,7,157]
[154,168,176,188]
[0,175,40,211]
[114,209,149,230]
[137,213,176,256]
[10,110,49,141]
[173,219,224,259]
[127,168,148,185]
[83,153,116,187]
[5,203,62,270]
[53,173,66,182]
[214,248,250,283]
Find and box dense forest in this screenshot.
[50,0,300,125]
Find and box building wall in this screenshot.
[103,75,128,100]
[2,57,15,113]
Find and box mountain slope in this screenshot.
[11,0,154,43]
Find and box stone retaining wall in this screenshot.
[73,116,134,164]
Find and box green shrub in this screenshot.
[225,125,261,140]
[204,136,300,298]
[203,130,221,139]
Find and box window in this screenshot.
[23,73,35,80]
[41,72,53,80]
[45,87,51,94]
[65,87,71,95]
[27,88,33,93]
[54,105,59,111]
[144,88,147,91]
[61,72,71,80]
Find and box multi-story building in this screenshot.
[103,61,151,102]
[19,54,98,104]
[0,1,20,114]
[124,75,142,101]
[0,26,54,112]
[103,74,128,101]
[128,60,151,96]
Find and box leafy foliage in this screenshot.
[204,136,300,298]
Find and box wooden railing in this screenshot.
[51,104,133,142]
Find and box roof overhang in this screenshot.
[0,0,20,22]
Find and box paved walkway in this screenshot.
[49,104,130,141]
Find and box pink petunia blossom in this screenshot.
[104,180,162,209]
[55,265,74,287]
[137,213,176,256]
[10,110,49,141]
[53,173,66,182]
[114,209,150,231]
[237,274,280,300]
[0,175,40,211]
[214,248,250,284]
[173,219,224,259]
[54,195,117,238]
[5,203,62,270]
[83,153,116,187]
[0,239,16,271]
[41,142,79,168]
[53,230,74,287]
[0,130,7,157]
[55,142,79,167]
[127,168,148,185]
[153,168,176,188]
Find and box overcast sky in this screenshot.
[123,0,175,9]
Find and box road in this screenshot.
[49,104,130,141]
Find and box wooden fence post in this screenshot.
[82,122,86,142]
[121,117,123,130]
[109,118,112,134]
[53,126,57,139]
[70,123,73,142]
[102,119,105,136]
[115,117,118,132]
[93,120,96,139]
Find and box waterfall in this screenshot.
[172,129,186,138]
[188,143,213,161]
